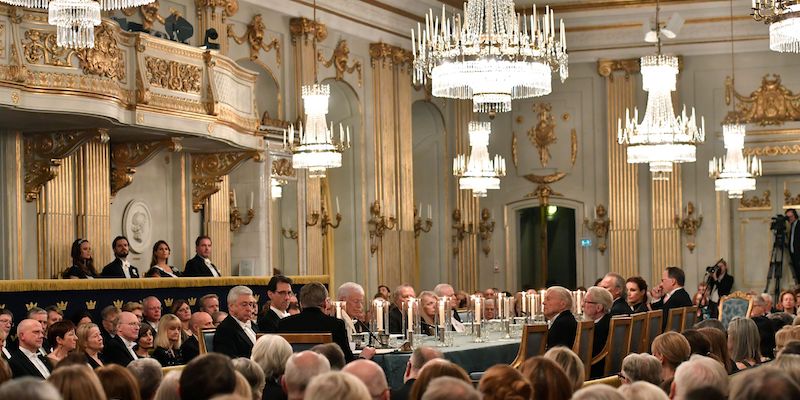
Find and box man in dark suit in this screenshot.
[543,286,578,350]
[184,236,221,277]
[599,272,631,316]
[7,319,51,379]
[787,209,800,284]
[651,266,694,331]
[706,259,735,319]
[258,275,293,333]
[103,311,140,366]
[391,346,442,400]
[100,236,140,278]
[433,283,465,333]
[583,287,613,378]
[278,282,375,363]
[181,311,213,363]
[388,285,416,334]
[214,285,257,358]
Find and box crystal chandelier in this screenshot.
[0,0,153,7]
[412,1,568,114]
[708,119,762,198]
[617,1,705,180]
[453,121,506,197]
[753,1,800,53]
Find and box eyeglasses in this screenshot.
[124,322,140,327]
[617,373,629,382]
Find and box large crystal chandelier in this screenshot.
[617,1,705,180]
[709,119,762,198]
[412,1,568,114]
[453,121,506,197]
[753,1,800,53]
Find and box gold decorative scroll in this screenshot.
[477,208,495,256]
[271,157,295,178]
[24,129,109,202]
[529,103,557,167]
[226,14,281,65]
[523,173,566,205]
[140,1,165,30]
[584,205,611,254]
[22,29,75,67]
[738,190,771,210]
[191,151,263,212]
[318,40,362,87]
[77,23,125,80]
[725,74,800,126]
[570,129,578,166]
[144,56,202,93]
[743,144,800,157]
[785,187,800,208]
[289,17,327,45]
[368,42,413,70]
[194,0,239,19]
[110,138,182,197]
[0,23,6,58]
[597,58,640,82]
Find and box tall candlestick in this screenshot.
[439,298,446,328]
[233,190,238,208]
[334,301,342,319]
[336,197,340,214]
[376,301,384,332]
[249,192,254,210]
[520,292,527,314]
[427,204,432,219]
[539,289,547,316]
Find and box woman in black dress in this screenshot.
[62,239,98,279]
[625,276,651,314]
[150,240,181,277]
[76,323,104,369]
[152,314,184,366]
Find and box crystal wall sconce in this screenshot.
[229,190,255,232]
[368,201,396,255]
[414,204,432,238]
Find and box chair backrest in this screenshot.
[511,324,548,368]
[582,375,622,388]
[572,320,595,379]
[645,310,662,352]
[200,328,215,354]
[628,312,647,354]
[278,333,333,352]
[665,307,684,332]
[603,316,633,376]
[682,306,698,331]
[718,291,753,330]
[162,365,184,376]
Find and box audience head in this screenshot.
[96,364,142,400]
[773,354,800,387]
[48,320,77,353]
[662,267,686,292]
[151,240,171,267]
[116,312,140,342]
[76,323,103,354]
[153,370,181,400]
[620,353,663,385]
[28,308,47,331]
[251,334,292,379]
[137,323,155,351]
[17,319,45,352]
[311,343,346,370]
[729,365,800,400]
[600,273,626,301]
[127,358,163,400]
[70,311,93,327]
[727,317,762,363]
[625,277,649,306]
[199,294,220,315]
[418,291,438,320]
[45,306,63,329]
[617,381,668,400]
[342,359,389,400]
[188,312,214,332]
[544,346,585,390]
[543,286,572,320]
[142,297,162,324]
[779,339,800,357]
[266,275,294,313]
[48,364,107,400]
[121,302,142,323]
[478,365,532,400]
[232,371,253,400]
[519,356,573,400]
[696,327,731,373]
[392,285,416,308]
[671,355,728,400]
[337,282,366,320]
[111,236,130,260]
[423,376,481,400]
[377,285,390,299]
[693,318,724,332]
[155,314,182,349]
[0,309,13,336]
[70,238,95,275]
[195,236,212,258]
[211,312,228,327]
[298,282,328,309]
[231,358,265,400]
[305,371,370,400]
[404,346,443,381]
[0,377,62,400]
[584,286,613,320]
[571,384,624,400]
[170,300,191,323]
[775,325,800,354]
[433,284,459,310]
[227,286,256,323]
[409,360,471,400]
[179,353,237,400]
[651,332,690,376]
[751,294,769,317]
[681,329,712,357]
[282,351,331,400]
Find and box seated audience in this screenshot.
[477,364,532,400]
[779,290,797,315]
[305,371,370,400]
[650,267,693,331]
[625,276,650,314]
[258,275,293,333]
[96,364,142,400]
[650,332,690,392]
[103,311,140,367]
[311,343,346,371]
[422,376,480,400]
[0,376,62,398]
[212,311,228,328]
[377,285,391,300]
[337,282,371,341]
[543,286,577,350]
[432,284,464,332]
[671,355,728,400]
[27,308,48,354]
[750,294,777,359]
[170,300,192,341]
[199,294,220,315]
[150,240,181,277]
[152,314,183,367]
[281,351,331,400]
[418,291,438,336]
[75,323,104,368]
[153,370,181,400]
[391,346,443,400]
[214,286,258,359]
[775,325,800,355]
[483,298,497,320]
[46,320,76,366]
[63,238,98,279]
[697,327,734,374]
[251,334,292,400]
[47,364,107,399]
[135,324,155,359]
[617,381,668,400]
[70,311,94,327]
[729,366,800,400]
[342,359,390,400]
[681,329,713,358]
[619,353,662,386]
[599,272,630,316]
[572,385,625,400]
[142,297,162,332]
[120,302,141,324]
[408,360,471,400]
[183,236,221,277]
[544,346,585,391]
[519,356,573,400]
[179,353,237,400]
[773,354,800,386]
[583,286,613,378]
[181,311,213,363]
[8,319,52,379]
[101,236,140,278]
[728,317,764,370]
[127,358,163,400]
[388,285,416,334]
[232,357,265,400]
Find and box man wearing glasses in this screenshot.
[103,311,141,366]
[258,275,294,333]
[583,286,613,378]
[214,285,258,358]
[336,282,368,342]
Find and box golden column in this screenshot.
[453,100,480,292]
[368,43,416,288]
[204,176,232,275]
[651,166,683,279]
[194,0,239,55]
[74,141,112,268]
[598,59,640,278]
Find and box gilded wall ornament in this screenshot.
[289,17,327,45]
[8,44,28,83]
[523,173,566,205]
[478,208,495,256]
[725,75,800,126]
[739,190,771,210]
[195,0,239,20]
[674,202,703,253]
[271,157,295,178]
[318,40,362,87]
[584,204,611,254]
[77,23,125,81]
[144,56,201,93]
[570,128,578,166]
[785,188,800,207]
[368,42,413,70]
[191,151,263,212]
[227,14,281,64]
[22,29,75,67]
[596,58,640,81]
[111,138,182,197]
[0,24,6,58]
[529,103,557,167]
[743,144,800,157]
[511,132,518,170]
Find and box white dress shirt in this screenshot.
[120,336,138,360]
[270,306,290,319]
[121,259,131,279]
[235,317,257,345]
[204,258,221,277]
[451,311,465,333]
[19,347,50,378]
[2,346,10,359]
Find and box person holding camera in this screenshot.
[787,209,800,285]
[704,259,734,319]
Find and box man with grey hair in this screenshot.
[142,296,162,332]
[544,286,577,350]
[214,285,257,358]
[392,346,443,400]
[584,286,613,378]
[7,319,51,378]
[342,359,390,400]
[421,376,480,400]
[750,293,777,359]
[127,358,163,400]
[389,284,416,334]
[671,354,729,400]
[0,377,62,399]
[620,353,662,385]
[433,284,464,332]
[282,351,332,400]
[599,272,629,316]
[337,282,368,341]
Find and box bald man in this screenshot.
[282,351,332,400]
[343,359,390,400]
[391,346,443,400]
[7,319,52,379]
[181,311,214,363]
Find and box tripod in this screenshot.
[765,229,786,302]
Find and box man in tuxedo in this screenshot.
[390,346,442,400]
[388,285,416,334]
[26,308,48,355]
[100,305,119,345]
[257,275,293,333]
[101,236,140,278]
[7,319,51,379]
[278,282,375,363]
[181,311,213,363]
[543,286,577,350]
[433,284,465,333]
[787,209,800,284]
[184,236,221,277]
[599,272,630,316]
[584,286,613,378]
[142,296,162,332]
[337,282,368,341]
[103,311,140,366]
[651,266,694,331]
[214,285,258,358]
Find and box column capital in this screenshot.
[597,58,640,80]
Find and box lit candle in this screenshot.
[439,298,446,328]
[375,300,384,332]
[497,292,503,320]
[473,296,482,325]
[233,190,238,208]
[428,204,432,219]
[335,301,342,319]
[249,192,254,210]
[520,292,527,314]
[407,298,416,335]
[336,197,340,214]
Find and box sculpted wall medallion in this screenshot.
[122,200,152,254]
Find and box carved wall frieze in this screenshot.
[289,17,327,45]
[145,93,207,114]
[743,144,800,157]
[523,173,566,205]
[570,128,578,166]
[22,29,76,67]
[0,23,6,58]
[24,129,109,202]
[738,190,771,210]
[271,157,295,178]
[368,42,412,70]
[110,138,182,197]
[227,14,281,64]
[726,75,800,126]
[144,56,202,93]
[318,39,361,87]
[785,188,800,207]
[597,58,640,80]
[77,23,125,80]
[191,150,263,212]
[8,44,28,83]
[511,132,518,170]
[529,103,557,167]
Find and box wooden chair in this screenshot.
[582,375,622,388]
[199,328,215,354]
[719,291,753,330]
[572,320,595,379]
[278,333,333,352]
[681,306,698,332]
[161,365,184,376]
[602,317,633,376]
[644,310,662,352]
[511,324,548,368]
[665,307,684,332]
[628,312,648,354]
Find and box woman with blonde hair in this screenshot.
[775,325,800,355]
[650,332,690,391]
[478,365,532,400]
[727,317,763,371]
[48,364,107,400]
[418,291,438,336]
[544,346,585,390]
[75,323,104,368]
[152,314,184,366]
[250,334,292,400]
